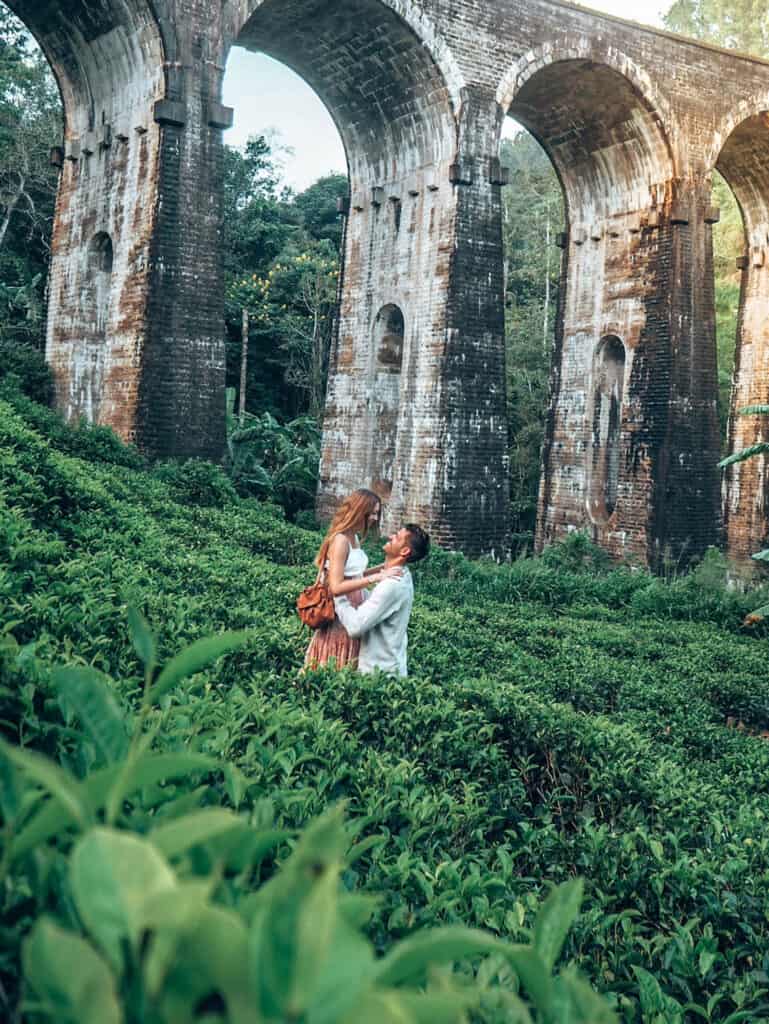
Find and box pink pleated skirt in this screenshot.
[304,586,366,670]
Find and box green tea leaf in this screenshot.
[0,737,87,829]
[142,881,212,997]
[148,630,252,703]
[127,605,156,672]
[532,878,583,971]
[23,917,122,1024]
[347,833,387,865]
[159,905,254,1024]
[552,967,618,1023]
[374,926,508,987]
[250,808,348,1017]
[70,828,177,969]
[149,808,244,860]
[304,916,375,1024]
[54,665,129,765]
[205,826,291,874]
[633,965,681,1021]
[11,754,215,862]
[387,990,476,1023]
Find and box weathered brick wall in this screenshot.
[10,0,166,446]
[15,0,769,563]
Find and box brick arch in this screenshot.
[5,1,167,137]
[496,45,675,222]
[226,0,460,186]
[496,39,677,147]
[707,96,769,174]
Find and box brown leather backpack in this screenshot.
[296,571,335,629]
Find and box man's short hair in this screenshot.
[404,523,430,563]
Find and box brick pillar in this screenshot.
[40,0,229,460]
[537,182,721,569]
[135,4,230,460]
[318,90,509,557]
[723,251,769,563]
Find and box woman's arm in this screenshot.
[327,537,398,595]
[326,534,368,597]
[362,562,385,577]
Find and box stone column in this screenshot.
[32,0,230,460]
[537,182,721,569]
[318,89,509,557]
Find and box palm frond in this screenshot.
[718,443,769,468]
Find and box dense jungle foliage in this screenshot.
[3,373,769,1022]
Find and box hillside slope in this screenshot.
[2,389,769,1022]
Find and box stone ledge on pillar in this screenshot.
[154,99,187,127]
[207,103,234,130]
[449,160,473,185]
[488,155,509,186]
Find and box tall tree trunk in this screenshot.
[239,308,249,426]
[543,204,551,352]
[0,181,24,251]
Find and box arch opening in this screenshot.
[232,0,456,194]
[507,59,674,224]
[713,112,769,560]
[501,58,675,557]
[220,52,348,422]
[0,7,63,352]
[500,121,564,544]
[231,0,457,524]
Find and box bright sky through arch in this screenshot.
[222,0,667,193]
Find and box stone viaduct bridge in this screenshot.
[12,0,769,567]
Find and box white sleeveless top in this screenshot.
[344,537,368,578]
[326,534,368,578]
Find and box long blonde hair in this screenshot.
[315,488,382,568]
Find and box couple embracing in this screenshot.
[304,489,430,677]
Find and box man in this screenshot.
[334,523,430,677]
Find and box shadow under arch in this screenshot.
[502,56,675,225]
[228,0,459,186]
[5,0,167,137]
[713,110,769,563]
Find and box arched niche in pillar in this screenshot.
[84,232,114,340]
[370,303,404,499]
[713,111,769,563]
[589,335,626,524]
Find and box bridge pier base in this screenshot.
[537,181,722,569]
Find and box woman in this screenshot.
[304,488,399,669]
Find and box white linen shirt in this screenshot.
[334,568,414,676]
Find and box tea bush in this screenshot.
[3,635,608,1024]
[2,387,769,1021]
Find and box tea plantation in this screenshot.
[2,383,769,1023]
